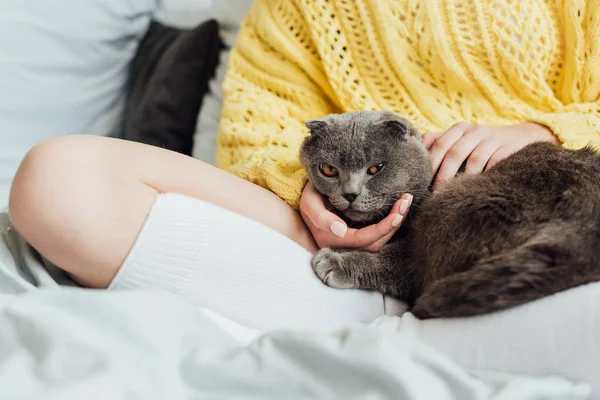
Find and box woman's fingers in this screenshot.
[429,122,471,174]
[486,147,515,170]
[345,194,413,250]
[421,132,442,149]
[300,180,414,250]
[433,130,484,189]
[300,182,348,238]
[464,140,500,175]
[307,194,413,250]
[363,229,397,252]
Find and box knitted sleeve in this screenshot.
[216,0,337,208]
[528,3,600,150]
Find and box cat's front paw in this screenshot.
[312,249,356,289]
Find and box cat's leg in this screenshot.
[312,241,416,300]
[411,243,600,319]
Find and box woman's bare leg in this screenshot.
[8,135,317,288]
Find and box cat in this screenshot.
[299,110,600,319]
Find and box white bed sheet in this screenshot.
[0,289,592,400]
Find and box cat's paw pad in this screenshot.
[312,249,355,289]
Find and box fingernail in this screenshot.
[399,199,410,215]
[392,214,403,227]
[330,221,347,238]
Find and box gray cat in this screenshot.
[299,110,600,319]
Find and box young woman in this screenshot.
[7,0,600,388]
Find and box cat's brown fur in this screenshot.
[300,111,600,319]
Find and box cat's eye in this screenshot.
[319,164,339,177]
[367,163,385,175]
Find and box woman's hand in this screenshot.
[422,122,559,190]
[299,182,413,251]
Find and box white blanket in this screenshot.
[0,289,591,400]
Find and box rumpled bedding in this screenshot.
[0,210,593,399]
[0,289,591,400]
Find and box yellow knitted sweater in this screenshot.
[217,0,600,208]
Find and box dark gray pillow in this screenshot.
[124,19,221,156]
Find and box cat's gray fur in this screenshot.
[300,110,600,319]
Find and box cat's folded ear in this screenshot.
[377,114,419,139]
[306,118,328,135]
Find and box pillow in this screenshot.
[191,0,256,165]
[154,0,215,29]
[123,19,221,156]
[0,0,154,206]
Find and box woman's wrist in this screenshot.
[517,122,560,144]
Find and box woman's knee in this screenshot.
[9,135,155,288]
[9,136,85,234]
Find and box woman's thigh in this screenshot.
[8,135,316,288]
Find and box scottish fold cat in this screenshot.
[300,110,600,318]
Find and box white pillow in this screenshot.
[154,0,215,28]
[0,0,155,205]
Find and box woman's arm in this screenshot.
[424,4,600,187]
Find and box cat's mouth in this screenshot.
[325,194,394,226]
[333,204,387,227]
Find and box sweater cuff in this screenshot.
[262,149,308,209]
[528,111,600,150]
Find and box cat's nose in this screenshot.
[343,193,358,203]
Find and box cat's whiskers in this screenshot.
[408,203,424,212]
[405,188,433,196]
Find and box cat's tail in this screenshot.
[411,244,598,319]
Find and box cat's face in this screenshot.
[300,111,433,225]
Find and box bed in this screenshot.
[1,1,598,399]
